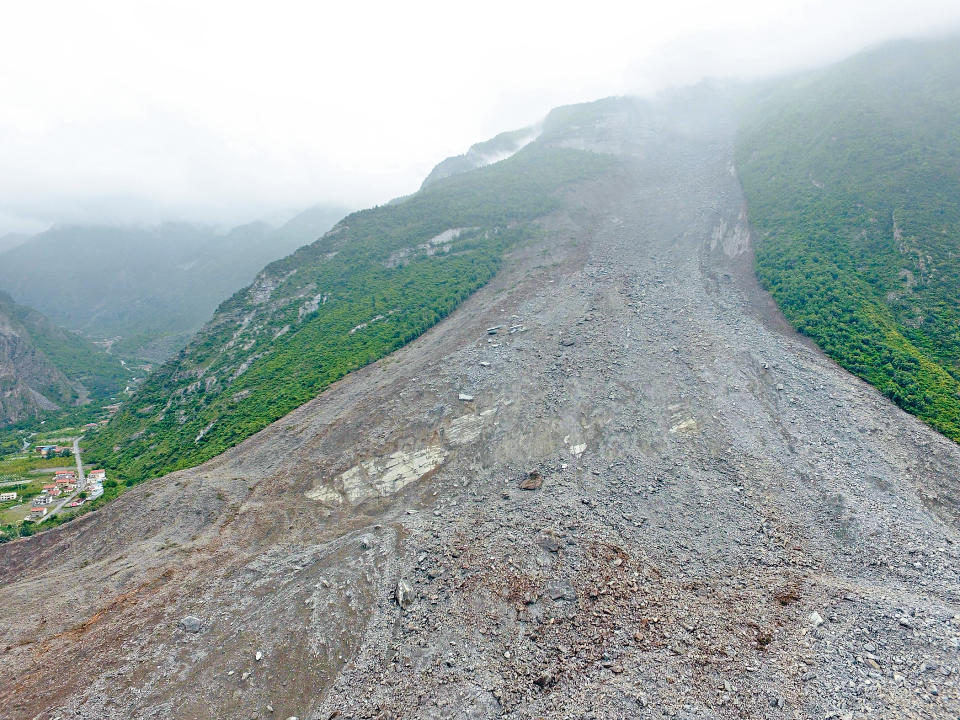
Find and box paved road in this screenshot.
[73,437,85,490]
[37,437,85,521]
[44,490,78,520]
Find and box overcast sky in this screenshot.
[1,0,959,235]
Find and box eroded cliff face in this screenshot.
[1,88,958,720]
[0,309,73,424]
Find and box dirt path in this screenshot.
[0,93,958,720]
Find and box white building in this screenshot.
[0,491,17,502]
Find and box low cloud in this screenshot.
[1,0,958,235]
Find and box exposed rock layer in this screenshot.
[0,298,75,424]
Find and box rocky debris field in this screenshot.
[1,95,958,720]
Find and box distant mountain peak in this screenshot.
[419,124,543,189]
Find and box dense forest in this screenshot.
[737,36,960,441]
[87,145,615,485]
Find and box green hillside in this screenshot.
[88,144,615,483]
[737,36,960,441]
[0,290,128,404]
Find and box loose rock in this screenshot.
[179,616,203,633]
[395,579,415,610]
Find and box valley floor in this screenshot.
[0,104,958,720]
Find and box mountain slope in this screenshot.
[0,291,127,424]
[0,205,347,362]
[0,232,29,254]
[418,94,655,190]
[737,35,960,440]
[0,300,75,424]
[88,145,615,484]
[420,126,542,189]
[1,85,957,720]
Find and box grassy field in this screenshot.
[34,427,82,442]
[0,454,74,478]
[1,501,37,525]
[0,477,50,523]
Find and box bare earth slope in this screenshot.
[1,94,958,720]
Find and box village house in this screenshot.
[54,470,77,481]
[88,469,106,482]
[37,445,73,459]
[88,483,104,500]
[33,495,52,506]
[29,507,48,518]
[0,491,17,502]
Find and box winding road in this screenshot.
[38,436,86,520]
[73,437,85,490]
